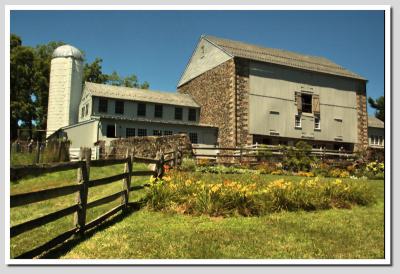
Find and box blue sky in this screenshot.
[10,10,384,114]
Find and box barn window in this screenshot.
[106,125,115,138]
[99,98,108,113]
[115,100,124,114]
[295,115,301,128]
[138,128,147,137]
[126,128,135,137]
[175,107,183,120]
[137,103,146,116]
[189,132,198,144]
[314,117,321,130]
[154,104,163,118]
[164,130,173,136]
[301,94,312,113]
[188,108,197,121]
[153,130,162,136]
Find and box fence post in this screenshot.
[34,140,40,164]
[155,150,165,179]
[122,148,132,211]
[173,148,178,167]
[74,147,90,237]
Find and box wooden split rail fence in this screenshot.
[10,147,183,259]
[191,145,356,164]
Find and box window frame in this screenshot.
[189,132,198,144]
[115,100,124,114]
[137,103,146,117]
[153,129,162,136]
[106,124,116,138]
[314,116,321,130]
[175,107,183,120]
[295,115,302,128]
[188,108,197,121]
[137,128,147,137]
[301,93,312,113]
[126,128,135,138]
[164,130,173,136]
[98,98,108,113]
[154,104,163,118]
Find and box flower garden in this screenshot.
[144,142,383,218]
[145,169,376,217]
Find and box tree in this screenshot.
[368,96,384,121]
[83,58,108,84]
[10,33,150,140]
[10,36,36,139]
[140,81,150,89]
[107,71,122,86]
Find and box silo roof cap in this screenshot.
[52,45,83,60]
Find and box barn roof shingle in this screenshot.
[204,35,365,80]
[84,82,200,108]
[368,115,384,128]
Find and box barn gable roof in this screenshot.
[204,35,366,81]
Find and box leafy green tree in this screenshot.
[140,81,150,89]
[282,141,315,172]
[123,74,138,88]
[368,96,384,122]
[10,36,36,139]
[107,71,122,86]
[83,58,108,84]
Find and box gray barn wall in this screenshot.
[248,62,358,144]
[178,38,232,87]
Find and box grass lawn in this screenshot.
[46,174,383,259]
[10,162,151,258]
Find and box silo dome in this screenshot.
[52,44,83,60]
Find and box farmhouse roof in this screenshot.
[204,35,366,80]
[368,115,384,128]
[84,82,200,108]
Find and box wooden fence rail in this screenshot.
[191,145,355,164]
[10,147,182,259]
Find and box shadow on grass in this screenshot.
[40,202,144,259]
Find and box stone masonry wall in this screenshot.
[355,82,369,151]
[178,59,236,147]
[235,58,253,146]
[108,134,192,159]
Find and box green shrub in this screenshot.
[179,158,196,172]
[282,141,315,172]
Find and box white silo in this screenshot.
[46,45,84,138]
